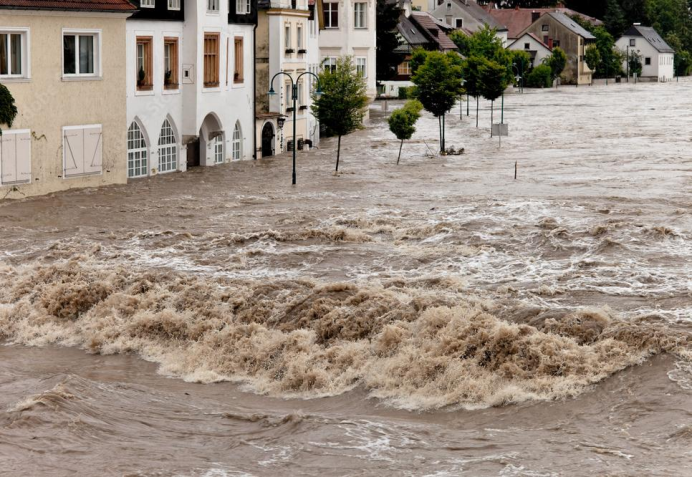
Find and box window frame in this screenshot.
[207,0,219,12]
[322,56,337,73]
[62,29,101,79]
[356,57,366,78]
[629,39,636,47]
[163,36,180,90]
[397,61,411,76]
[213,135,224,164]
[235,0,251,14]
[136,36,153,91]
[203,32,221,88]
[354,3,367,29]
[141,0,155,7]
[168,0,180,10]
[127,121,148,179]
[158,119,178,173]
[323,2,339,29]
[0,28,30,80]
[233,36,244,84]
[455,18,463,29]
[232,122,242,161]
[645,57,651,66]
[541,25,549,32]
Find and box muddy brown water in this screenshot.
[1,83,691,476]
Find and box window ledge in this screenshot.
[0,77,30,83]
[162,88,181,95]
[202,86,221,93]
[135,90,156,97]
[62,76,103,82]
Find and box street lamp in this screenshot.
[512,61,524,93]
[268,71,322,185]
[460,79,466,120]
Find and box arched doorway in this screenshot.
[199,113,224,166]
[261,122,274,158]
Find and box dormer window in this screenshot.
[141,0,155,7]
[168,0,180,10]
[236,0,250,14]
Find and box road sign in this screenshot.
[492,123,509,137]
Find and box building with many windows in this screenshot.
[318,0,376,99]
[126,0,257,179]
[0,0,135,198]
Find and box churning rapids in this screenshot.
[1,83,692,476]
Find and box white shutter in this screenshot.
[0,130,31,185]
[64,128,85,177]
[16,132,31,183]
[83,126,102,175]
[0,133,17,184]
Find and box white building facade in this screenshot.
[318,0,377,98]
[126,0,256,179]
[507,32,552,69]
[616,25,675,82]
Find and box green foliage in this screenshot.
[509,50,531,85]
[410,50,463,118]
[667,33,692,75]
[376,0,404,81]
[627,50,643,76]
[449,30,470,57]
[584,45,601,73]
[397,86,412,99]
[0,84,18,135]
[526,64,552,88]
[591,26,624,78]
[388,100,423,141]
[409,48,428,77]
[479,59,508,102]
[461,55,485,98]
[604,0,627,38]
[544,47,568,80]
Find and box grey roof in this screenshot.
[453,0,507,32]
[622,25,674,53]
[548,11,595,40]
[397,15,429,47]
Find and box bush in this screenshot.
[0,83,18,135]
[398,86,412,100]
[526,65,552,88]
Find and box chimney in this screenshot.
[531,11,540,23]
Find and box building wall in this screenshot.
[126,19,185,177]
[508,34,551,68]
[0,11,129,198]
[615,36,675,81]
[319,0,377,98]
[523,16,591,85]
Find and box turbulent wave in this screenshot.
[0,258,689,411]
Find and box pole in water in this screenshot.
[514,161,517,180]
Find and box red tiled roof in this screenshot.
[0,0,136,11]
[488,8,602,39]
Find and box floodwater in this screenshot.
[1,82,691,476]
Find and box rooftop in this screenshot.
[0,0,136,11]
[487,6,602,39]
[622,25,674,53]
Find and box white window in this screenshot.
[0,30,28,78]
[354,3,367,29]
[63,125,102,178]
[208,0,219,12]
[285,25,292,49]
[236,0,250,14]
[168,0,180,9]
[0,129,31,185]
[213,135,224,164]
[63,31,99,77]
[232,122,242,161]
[356,57,366,77]
[127,122,148,178]
[285,83,292,112]
[323,2,338,29]
[322,57,337,73]
[297,81,304,106]
[141,0,155,7]
[297,25,303,49]
[158,119,177,173]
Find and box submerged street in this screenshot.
[1,82,691,476]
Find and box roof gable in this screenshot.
[622,25,674,53]
[410,11,458,51]
[487,7,601,39]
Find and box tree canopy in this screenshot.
[375,0,403,82]
[388,100,423,164]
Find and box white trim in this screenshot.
[61,28,102,79]
[61,124,104,180]
[168,0,181,11]
[141,0,155,8]
[0,27,31,80]
[0,128,30,135]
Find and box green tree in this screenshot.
[0,84,18,135]
[591,26,624,78]
[667,33,692,75]
[461,55,485,128]
[604,0,627,38]
[526,64,553,88]
[478,58,509,132]
[376,0,403,82]
[388,100,423,164]
[627,50,643,77]
[545,47,567,81]
[311,56,369,173]
[509,49,531,87]
[411,50,463,152]
[584,45,601,76]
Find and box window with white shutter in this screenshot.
[63,125,102,178]
[0,129,31,185]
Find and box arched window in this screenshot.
[213,135,224,164]
[232,122,242,161]
[158,119,177,173]
[127,121,147,178]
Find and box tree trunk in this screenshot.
[335,135,341,172]
[438,116,443,153]
[397,139,403,164]
[490,100,494,138]
[476,97,479,128]
[442,114,446,152]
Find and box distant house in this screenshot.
[380,11,457,97]
[507,32,552,69]
[616,25,675,82]
[429,0,508,46]
[487,5,602,41]
[519,12,595,85]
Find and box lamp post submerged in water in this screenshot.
[269,71,322,186]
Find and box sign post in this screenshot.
[492,123,509,148]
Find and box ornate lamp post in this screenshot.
[269,71,321,185]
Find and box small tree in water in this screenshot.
[311,56,368,173]
[411,50,463,152]
[388,100,423,164]
[0,84,18,135]
[478,57,508,132]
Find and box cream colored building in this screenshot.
[0,0,134,199]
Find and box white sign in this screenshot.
[492,123,509,137]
